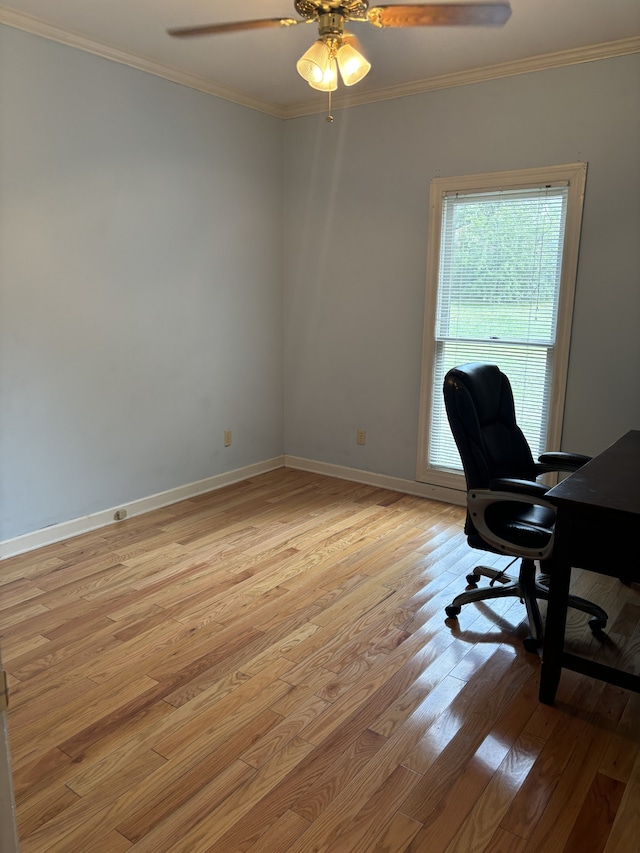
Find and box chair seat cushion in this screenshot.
[484,502,555,550]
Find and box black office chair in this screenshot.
[443,362,607,652]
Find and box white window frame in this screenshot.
[416,162,587,490]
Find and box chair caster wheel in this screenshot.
[466,573,480,587]
[445,605,461,619]
[523,636,540,653]
[589,617,607,634]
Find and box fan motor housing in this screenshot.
[318,12,347,37]
[294,0,370,21]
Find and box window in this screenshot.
[417,163,587,490]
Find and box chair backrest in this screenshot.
[443,363,537,490]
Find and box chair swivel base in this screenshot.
[464,565,511,588]
[444,559,608,651]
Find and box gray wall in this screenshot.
[284,54,640,479]
[0,26,284,540]
[2,24,639,543]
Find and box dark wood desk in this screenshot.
[539,429,640,705]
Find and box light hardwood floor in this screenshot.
[1,468,639,852]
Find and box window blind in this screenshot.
[429,185,568,472]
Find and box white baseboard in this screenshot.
[284,456,466,507]
[0,456,285,560]
[1,455,465,560]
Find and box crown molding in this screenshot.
[283,35,640,118]
[1,5,638,121]
[0,5,287,118]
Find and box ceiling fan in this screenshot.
[168,2,512,95]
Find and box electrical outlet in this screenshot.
[356,428,366,446]
[114,509,127,521]
[224,429,232,447]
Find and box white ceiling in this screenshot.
[1,1,639,117]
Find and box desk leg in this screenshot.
[539,558,571,704]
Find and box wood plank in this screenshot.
[368,811,423,852]
[603,750,640,853]
[483,827,528,852]
[244,808,310,852]
[2,469,638,853]
[563,771,626,853]
[291,728,388,823]
[116,710,282,843]
[143,737,315,853]
[441,731,544,853]
[17,784,80,838]
[507,680,611,847]
[323,764,422,852]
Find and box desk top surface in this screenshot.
[547,429,640,516]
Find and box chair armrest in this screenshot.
[537,451,592,472]
[489,477,549,499]
[468,487,556,560]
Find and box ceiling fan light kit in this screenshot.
[336,33,372,85]
[168,1,511,100]
[297,30,371,90]
[297,39,338,90]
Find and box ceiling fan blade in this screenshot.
[367,3,511,28]
[167,18,303,38]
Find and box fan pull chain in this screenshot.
[326,88,334,123]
